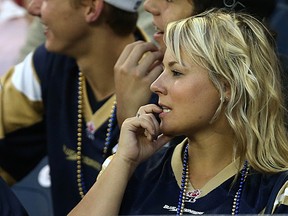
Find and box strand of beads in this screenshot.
[77,71,86,198]
[177,143,189,216]
[76,71,116,198]
[176,141,249,216]
[103,101,117,157]
[232,160,249,215]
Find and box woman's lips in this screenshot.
[159,105,171,118]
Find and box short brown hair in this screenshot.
[99,3,138,36]
[69,0,138,36]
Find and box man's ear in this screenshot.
[85,0,104,22]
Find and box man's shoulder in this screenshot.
[32,44,78,78]
[33,44,76,67]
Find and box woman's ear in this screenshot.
[223,81,231,101]
[85,0,104,23]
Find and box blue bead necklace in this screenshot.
[177,143,249,216]
[232,160,249,215]
[76,71,116,198]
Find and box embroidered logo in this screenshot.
[163,205,204,214]
[86,121,95,140]
[185,189,201,203]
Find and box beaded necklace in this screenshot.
[76,71,117,198]
[177,143,249,216]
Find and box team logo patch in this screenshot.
[185,189,201,203]
[86,121,95,140]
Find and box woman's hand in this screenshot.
[116,104,172,166]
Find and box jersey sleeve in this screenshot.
[0,50,46,184]
[0,52,43,136]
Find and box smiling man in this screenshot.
[0,0,156,215]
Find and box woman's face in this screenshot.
[144,0,194,51]
[150,48,222,139]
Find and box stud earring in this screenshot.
[220,95,229,103]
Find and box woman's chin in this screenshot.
[160,125,178,137]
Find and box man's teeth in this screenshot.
[154,26,163,33]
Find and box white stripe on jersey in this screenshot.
[12,52,42,101]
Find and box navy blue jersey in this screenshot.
[0,46,119,215]
[119,140,288,215]
[0,177,28,216]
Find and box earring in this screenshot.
[220,96,229,103]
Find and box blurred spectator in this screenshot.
[17,3,154,62]
[17,17,45,62]
[0,0,29,74]
[270,0,288,56]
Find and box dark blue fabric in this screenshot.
[120,145,288,215]
[33,45,120,215]
[0,177,28,216]
[270,0,288,56]
[12,157,53,216]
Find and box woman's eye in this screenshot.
[172,70,182,77]
[166,0,173,2]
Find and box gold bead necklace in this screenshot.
[76,71,117,198]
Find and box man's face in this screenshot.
[27,0,43,16]
[144,0,194,52]
[35,0,90,56]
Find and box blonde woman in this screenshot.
[69,9,288,216]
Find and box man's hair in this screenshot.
[98,3,138,36]
[70,0,138,36]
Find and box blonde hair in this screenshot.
[165,8,288,173]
